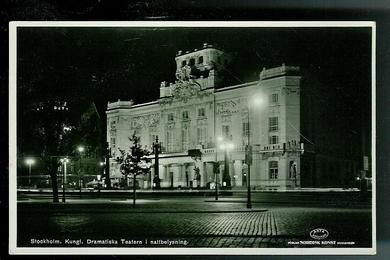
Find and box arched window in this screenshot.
[189,58,195,66]
[198,56,204,64]
[181,60,187,67]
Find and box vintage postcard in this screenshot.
[9,21,376,255]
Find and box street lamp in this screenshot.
[152,136,162,190]
[218,137,234,189]
[77,145,85,195]
[99,161,106,188]
[60,157,69,203]
[97,174,102,193]
[246,95,266,209]
[77,146,85,153]
[25,158,35,187]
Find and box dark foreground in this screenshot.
[16,191,372,248]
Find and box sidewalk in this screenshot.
[17,187,363,194]
[17,196,269,214]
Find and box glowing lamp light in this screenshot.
[60,158,69,163]
[217,136,224,142]
[25,158,35,166]
[227,143,234,150]
[77,146,85,153]
[252,96,265,106]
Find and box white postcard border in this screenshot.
[9,21,376,255]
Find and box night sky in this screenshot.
[16,26,372,154]
[17,26,372,109]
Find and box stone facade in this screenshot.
[106,45,302,190]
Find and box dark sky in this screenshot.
[16,26,372,156]
[17,26,371,114]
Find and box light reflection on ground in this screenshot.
[52,215,91,233]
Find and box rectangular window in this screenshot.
[110,121,116,129]
[110,138,116,150]
[269,161,279,179]
[167,131,175,152]
[269,135,279,144]
[269,117,278,131]
[182,129,189,151]
[242,122,249,137]
[182,111,189,120]
[222,125,231,139]
[168,113,174,122]
[197,127,207,145]
[270,93,279,104]
[198,108,205,117]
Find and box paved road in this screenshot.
[16,194,372,248]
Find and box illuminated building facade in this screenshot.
[107,44,303,190]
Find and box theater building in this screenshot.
[106,44,303,190]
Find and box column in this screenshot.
[234,160,243,187]
[205,162,215,188]
[170,164,184,188]
[199,161,206,187]
[230,160,235,187]
[183,164,191,188]
[176,164,186,188]
[161,164,169,188]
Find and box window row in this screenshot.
[168,108,206,121]
[242,117,280,133]
[166,127,208,152]
[181,56,204,67]
[230,122,280,141]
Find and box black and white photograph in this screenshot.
[9,22,375,255]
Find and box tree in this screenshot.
[32,107,77,203]
[18,101,97,203]
[115,133,152,206]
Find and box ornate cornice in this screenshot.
[160,80,213,106]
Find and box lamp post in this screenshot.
[60,158,69,203]
[214,162,220,200]
[97,174,102,194]
[77,146,85,193]
[99,161,106,188]
[25,158,35,187]
[152,136,161,189]
[218,136,233,189]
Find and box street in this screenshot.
[17,191,372,248]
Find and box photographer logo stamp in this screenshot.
[310,228,329,240]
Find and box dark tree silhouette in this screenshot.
[33,106,77,203]
[115,133,152,207]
